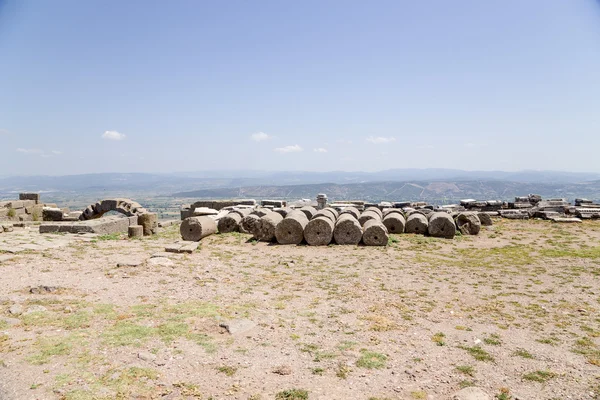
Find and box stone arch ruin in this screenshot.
[79,198,147,220]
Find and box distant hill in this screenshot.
[173,179,600,204]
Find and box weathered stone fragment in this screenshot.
[405,213,428,234]
[339,206,360,220]
[42,207,64,221]
[275,210,308,245]
[477,212,493,226]
[455,212,481,235]
[334,214,362,245]
[250,208,270,218]
[382,208,404,218]
[229,208,252,219]
[240,214,260,234]
[19,193,40,202]
[299,206,317,220]
[180,216,217,241]
[358,209,382,226]
[314,208,337,222]
[138,213,158,236]
[304,216,334,246]
[254,212,284,242]
[427,212,456,239]
[362,219,388,246]
[128,225,144,238]
[218,213,242,233]
[364,206,383,219]
[382,213,406,234]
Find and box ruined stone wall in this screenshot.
[0,193,50,222]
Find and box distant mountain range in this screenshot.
[1,169,599,203]
[173,180,600,204]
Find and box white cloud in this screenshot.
[274,144,303,153]
[313,148,328,153]
[16,148,44,155]
[251,132,271,142]
[102,130,126,141]
[51,150,62,155]
[0,129,10,135]
[366,136,396,144]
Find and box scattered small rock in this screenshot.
[138,351,157,362]
[452,387,492,400]
[219,319,257,335]
[117,261,143,268]
[29,285,60,294]
[24,305,48,315]
[147,257,175,267]
[272,365,292,375]
[8,304,23,316]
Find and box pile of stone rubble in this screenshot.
[458,194,600,222]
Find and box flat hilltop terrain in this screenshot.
[0,220,599,399]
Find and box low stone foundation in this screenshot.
[39,216,138,235]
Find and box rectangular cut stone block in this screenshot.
[20,200,36,208]
[19,193,40,202]
[7,201,24,209]
[13,208,26,216]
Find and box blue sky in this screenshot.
[1,0,599,175]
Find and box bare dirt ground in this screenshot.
[0,219,599,400]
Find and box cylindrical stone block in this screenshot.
[334,214,363,245]
[358,209,381,227]
[339,206,360,220]
[275,210,309,245]
[477,212,493,226]
[364,206,383,219]
[255,212,284,242]
[406,213,429,234]
[180,216,217,241]
[362,219,389,246]
[427,212,456,239]
[218,213,242,233]
[455,213,481,235]
[138,213,158,236]
[273,208,292,218]
[406,210,428,218]
[314,208,337,222]
[230,208,252,219]
[250,208,269,218]
[240,214,260,234]
[299,206,317,220]
[383,213,406,234]
[128,225,144,239]
[382,208,404,218]
[304,216,334,246]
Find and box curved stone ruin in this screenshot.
[79,198,147,220]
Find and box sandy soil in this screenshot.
[0,219,599,400]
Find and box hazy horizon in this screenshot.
[2,1,600,175]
